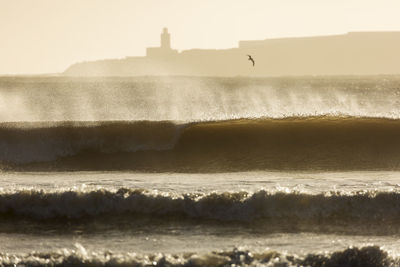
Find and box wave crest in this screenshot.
[1,188,400,224]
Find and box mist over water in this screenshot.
[1,76,400,122]
[2,76,400,171]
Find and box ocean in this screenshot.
[0,76,400,266]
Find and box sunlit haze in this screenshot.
[1,0,400,74]
[3,1,400,264]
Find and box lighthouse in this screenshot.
[146,27,178,58]
[161,28,171,50]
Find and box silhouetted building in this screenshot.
[161,27,171,49]
[146,27,178,58]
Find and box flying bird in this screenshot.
[247,55,255,66]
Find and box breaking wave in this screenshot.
[1,188,400,226]
[0,120,183,164]
[0,245,396,267]
[2,116,400,171]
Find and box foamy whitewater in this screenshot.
[1,76,400,266]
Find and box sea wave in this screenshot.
[1,188,400,225]
[0,120,183,164]
[2,116,400,171]
[0,245,396,267]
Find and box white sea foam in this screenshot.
[0,244,396,267]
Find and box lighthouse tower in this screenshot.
[161,28,171,50]
[146,27,178,58]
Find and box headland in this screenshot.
[64,29,400,77]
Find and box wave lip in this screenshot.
[0,245,395,267]
[1,188,400,224]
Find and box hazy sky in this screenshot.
[1,0,400,74]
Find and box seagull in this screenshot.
[247,55,255,66]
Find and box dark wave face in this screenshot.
[2,116,400,171]
[0,246,395,267]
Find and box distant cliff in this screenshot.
[63,32,400,76]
